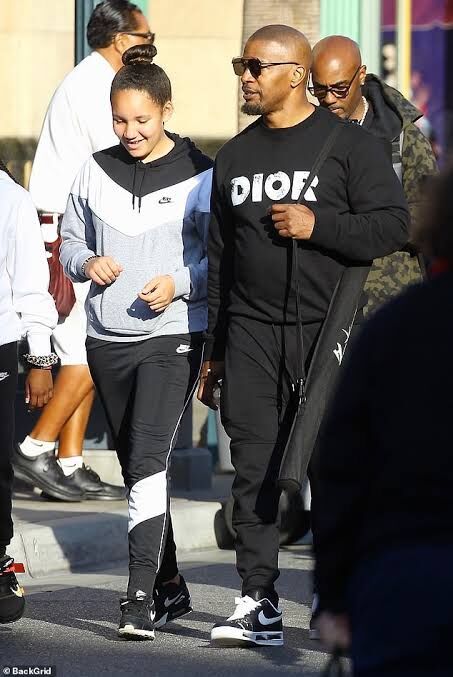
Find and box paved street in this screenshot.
[0,546,336,676]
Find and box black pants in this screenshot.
[0,342,18,551]
[87,333,203,599]
[221,317,322,600]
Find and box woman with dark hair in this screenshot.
[0,159,57,624]
[314,165,453,676]
[60,44,213,640]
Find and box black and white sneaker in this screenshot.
[153,574,192,629]
[117,595,155,640]
[0,555,25,624]
[211,595,283,647]
[309,593,320,640]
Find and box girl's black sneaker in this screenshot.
[153,574,192,629]
[118,595,155,640]
[0,555,25,624]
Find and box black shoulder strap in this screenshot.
[292,122,343,407]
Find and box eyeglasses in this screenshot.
[308,65,361,100]
[232,57,302,79]
[122,31,155,44]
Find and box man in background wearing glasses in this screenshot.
[14,1,153,503]
[311,35,438,313]
[198,24,409,648]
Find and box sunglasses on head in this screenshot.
[308,65,361,100]
[232,57,302,79]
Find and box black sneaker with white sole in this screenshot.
[118,596,155,640]
[0,555,25,624]
[153,574,192,629]
[211,595,283,647]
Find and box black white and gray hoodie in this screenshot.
[60,133,213,341]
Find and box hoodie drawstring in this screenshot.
[137,166,146,213]
[132,161,138,210]
[131,161,147,213]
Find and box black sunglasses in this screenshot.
[122,31,155,44]
[232,57,302,79]
[308,65,362,100]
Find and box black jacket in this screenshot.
[314,272,453,614]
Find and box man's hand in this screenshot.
[25,369,53,409]
[138,275,176,313]
[197,360,225,410]
[315,612,351,651]
[271,203,315,239]
[85,256,123,285]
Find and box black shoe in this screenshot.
[153,574,192,629]
[0,555,25,624]
[64,465,126,500]
[211,595,283,647]
[118,596,155,640]
[13,445,84,502]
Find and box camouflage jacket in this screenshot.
[362,74,438,314]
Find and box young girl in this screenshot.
[60,44,213,640]
[0,158,58,623]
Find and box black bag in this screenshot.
[277,124,370,494]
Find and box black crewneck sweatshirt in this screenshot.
[206,106,409,360]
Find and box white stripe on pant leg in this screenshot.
[128,470,167,533]
[156,344,205,570]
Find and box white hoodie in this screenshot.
[0,170,57,353]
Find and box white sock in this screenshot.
[57,456,84,476]
[20,436,55,458]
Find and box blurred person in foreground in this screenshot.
[14,0,154,501]
[314,166,453,675]
[0,159,57,623]
[311,35,437,312]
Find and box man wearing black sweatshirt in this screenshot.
[198,24,409,648]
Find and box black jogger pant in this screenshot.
[220,317,322,601]
[0,342,18,551]
[87,333,203,599]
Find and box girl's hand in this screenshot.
[85,256,123,285]
[25,369,53,409]
[138,275,176,312]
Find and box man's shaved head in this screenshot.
[238,25,313,119]
[311,35,367,120]
[246,24,312,71]
[312,35,362,68]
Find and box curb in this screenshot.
[10,499,221,578]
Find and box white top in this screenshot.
[29,52,118,214]
[0,171,58,354]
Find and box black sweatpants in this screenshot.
[0,342,18,551]
[220,317,322,600]
[87,333,203,599]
